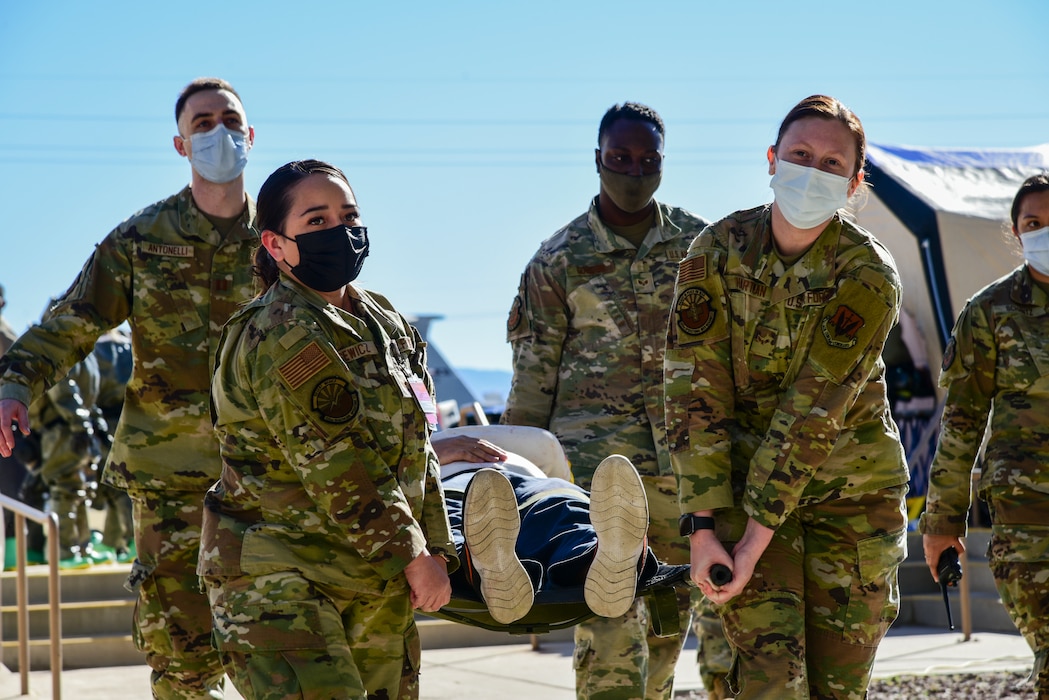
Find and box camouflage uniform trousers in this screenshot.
[128,490,225,700]
[98,483,134,552]
[38,426,92,560]
[715,486,906,700]
[985,489,1049,694]
[575,474,729,699]
[692,591,733,699]
[204,570,420,700]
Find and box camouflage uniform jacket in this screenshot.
[93,332,133,424]
[0,186,257,491]
[30,353,101,440]
[0,318,15,356]
[921,265,1049,536]
[502,198,708,483]
[198,278,456,588]
[665,205,908,530]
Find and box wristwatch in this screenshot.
[678,514,716,537]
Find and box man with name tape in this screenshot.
[0,77,257,699]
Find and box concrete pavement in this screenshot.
[0,625,1035,699]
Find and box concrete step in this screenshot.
[897,557,998,596]
[899,591,1017,634]
[898,528,1016,635]
[1,633,142,671]
[1,563,134,605]
[0,563,139,671]
[2,598,134,638]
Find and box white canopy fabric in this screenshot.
[855,143,1049,386]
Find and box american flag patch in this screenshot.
[278,341,331,390]
[678,254,707,284]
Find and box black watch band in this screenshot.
[679,514,716,537]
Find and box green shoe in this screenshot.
[25,549,46,565]
[3,538,17,571]
[115,542,137,564]
[82,546,116,565]
[58,555,92,570]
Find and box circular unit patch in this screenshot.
[311,376,360,424]
[675,287,715,336]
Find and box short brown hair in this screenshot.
[774,95,866,177]
[174,77,242,124]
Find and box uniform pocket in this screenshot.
[990,524,1049,563]
[567,275,635,341]
[211,599,328,652]
[844,526,906,646]
[572,636,592,671]
[132,571,175,656]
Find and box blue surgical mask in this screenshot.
[770,158,852,229]
[188,124,250,184]
[1020,226,1049,276]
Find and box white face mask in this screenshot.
[769,158,852,229]
[188,124,250,184]
[1020,226,1049,276]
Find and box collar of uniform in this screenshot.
[741,205,840,289]
[175,186,258,244]
[1012,264,1049,310]
[275,276,365,339]
[585,196,672,253]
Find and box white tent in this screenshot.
[856,143,1049,381]
[854,144,1049,515]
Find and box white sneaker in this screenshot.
[585,454,648,618]
[463,468,534,624]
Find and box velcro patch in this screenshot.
[575,261,615,275]
[507,295,524,333]
[278,341,331,390]
[941,337,956,373]
[139,243,194,257]
[339,342,378,363]
[678,254,707,285]
[822,305,865,349]
[674,288,716,336]
[311,377,360,424]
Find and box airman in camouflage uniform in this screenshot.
[0,77,256,699]
[200,159,454,700]
[92,329,136,560]
[667,95,910,699]
[25,352,103,566]
[922,175,1049,696]
[666,202,910,698]
[502,102,729,700]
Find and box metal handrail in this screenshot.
[0,493,62,699]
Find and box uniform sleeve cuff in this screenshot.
[0,383,32,406]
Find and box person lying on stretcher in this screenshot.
[432,428,689,629]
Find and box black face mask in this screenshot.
[281,225,369,292]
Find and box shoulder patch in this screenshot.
[311,376,360,423]
[675,287,716,336]
[941,337,956,373]
[278,341,331,390]
[507,294,524,333]
[278,325,309,349]
[822,305,865,349]
[677,254,707,285]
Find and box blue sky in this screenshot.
[1,0,1047,376]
